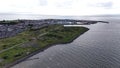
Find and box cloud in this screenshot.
[39,0,48,6]
[0,0,120,15]
[89,1,113,9]
[55,0,73,8]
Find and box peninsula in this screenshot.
[0,19,108,67]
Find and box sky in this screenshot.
[0,0,120,16]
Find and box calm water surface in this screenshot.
[8,16,120,68]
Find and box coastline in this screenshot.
[5,28,89,68]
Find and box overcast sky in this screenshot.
[0,0,120,15]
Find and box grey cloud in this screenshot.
[89,1,113,9]
[39,0,47,6]
[55,0,73,8]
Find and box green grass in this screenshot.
[0,46,37,67]
[0,20,20,24]
[0,24,89,67]
[0,31,33,50]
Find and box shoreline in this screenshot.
[5,28,89,68]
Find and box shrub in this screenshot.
[2,55,9,59]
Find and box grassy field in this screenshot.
[0,20,20,25]
[0,24,89,67]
